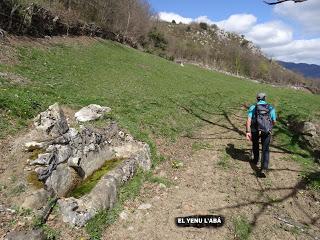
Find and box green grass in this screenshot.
[85,168,145,240]
[145,171,173,186]
[217,154,231,169]
[69,158,123,198]
[1,38,320,238]
[192,142,212,151]
[0,40,319,143]
[233,215,252,240]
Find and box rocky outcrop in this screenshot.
[58,154,147,227]
[291,121,320,161]
[23,103,151,225]
[33,103,69,138]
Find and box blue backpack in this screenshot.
[252,104,273,133]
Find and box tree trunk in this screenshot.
[8,4,19,31]
[125,0,132,38]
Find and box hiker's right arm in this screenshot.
[246,105,255,141]
[246,118,252,141]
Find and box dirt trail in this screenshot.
[103,112,320,240]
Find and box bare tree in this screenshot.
[264,0,307,5]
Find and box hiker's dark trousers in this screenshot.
[252,131,271,170]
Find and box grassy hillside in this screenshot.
[1,38,320,240]
[0,39,320,150]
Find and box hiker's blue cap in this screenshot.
[257,92,266,100]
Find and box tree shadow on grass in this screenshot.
[208,170,320,238]
[177,103,313,159]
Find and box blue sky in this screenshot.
[148,0,320,64]
[149,0,273,23]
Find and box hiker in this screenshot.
[246,93,276,177]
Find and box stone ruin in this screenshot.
[22,103,151,227]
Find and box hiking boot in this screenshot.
[258,168,267,178]
[251,160,258,165]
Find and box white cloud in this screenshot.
[274,0,320,35]
[214,14,257,34]
[194,16,215,25]
[263,39,320,64]
[246,21,293,48]
[158,12,193,24]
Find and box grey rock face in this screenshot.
[111,141,152,170]
[79,146,115,179]
[58,153,151,227]
[75,104,111,122]
[21,189,51,210]
[294,121,320,161]
[34,103,69,137]
[45,164,80,197]
[58,198,92,227]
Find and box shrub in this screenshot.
[199,22,208,30]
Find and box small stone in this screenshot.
[24,141,46,152]
[119,211,128,220]
[75,104,111,122]
[118,131,125,139]
[6,208,16,214]
[159,183,166,189]
[128,226,134,231]
[138,203,152,210]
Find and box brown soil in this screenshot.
[0,108,319,240]
[102,113,320,240]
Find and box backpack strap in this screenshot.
[254,104,258,129]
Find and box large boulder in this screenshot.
[34,103,69,138]
[292,121,320,161]
[75,104,111,122]
[21,189,51,210]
